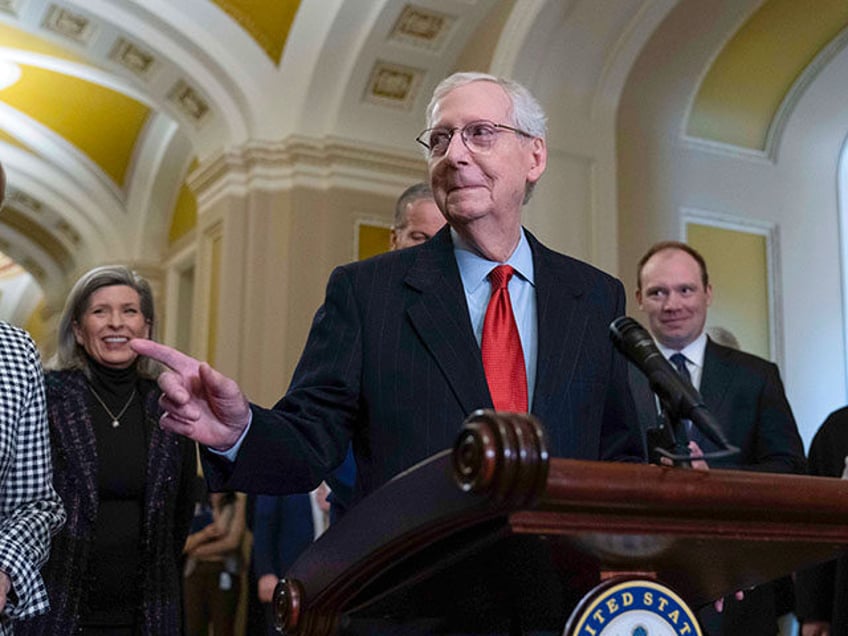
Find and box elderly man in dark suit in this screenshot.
[629,240,806,635]
[133,72,644,632]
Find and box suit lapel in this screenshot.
[404,228,492,414]
[526,231,586,422]
[688,339,733,449]
[699,339,733,414]
[402,228,591,420]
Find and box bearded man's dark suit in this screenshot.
[630,337,806,635]
[205,225,644,631]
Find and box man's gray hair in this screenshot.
[425,72,547,139]
[425,72,547,203]
[54,264,160,377]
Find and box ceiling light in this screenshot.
[0,61,21,91]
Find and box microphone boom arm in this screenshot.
[609,316,739,460]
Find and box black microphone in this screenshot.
[609,316,735,452]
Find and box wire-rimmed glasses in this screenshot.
[416,120,533,158]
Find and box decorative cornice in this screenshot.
[188,136,428,210]
[678,134,773,165]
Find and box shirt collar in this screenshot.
[657,332,708,368]
[452,227,535,294]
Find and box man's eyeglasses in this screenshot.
[416,120,533,158]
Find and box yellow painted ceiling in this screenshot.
[1,64,150,186]
[0,23,87,62]
[0,1,305,195]
[0,1,306,275]
[212,0,301,65]
[0,24,150,188]
[688,0,848,150]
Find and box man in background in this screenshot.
[250,484,330,636]
[630,240,805,635]
[389,181,445,250]
[0,163,66,632]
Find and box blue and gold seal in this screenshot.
[565,578,701,636]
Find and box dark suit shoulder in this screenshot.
[810,405,848,449]
[335,225,453,286]
[706,339,779,374]
[809,406,848,476]
[820,405,848,428]
[335,240,416,277]
[525,229,626,318]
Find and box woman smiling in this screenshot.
[19,265,196,636]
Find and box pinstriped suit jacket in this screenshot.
[207,226,643,503]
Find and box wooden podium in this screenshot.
[272,411,848,635]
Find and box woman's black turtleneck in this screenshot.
[82,356,148,628]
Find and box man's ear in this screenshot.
[526,137,547,183]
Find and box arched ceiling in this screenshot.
[0,0,506,319]
[687,0,848,152]
[0,0,844,328]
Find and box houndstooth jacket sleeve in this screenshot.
[0,322,65,631]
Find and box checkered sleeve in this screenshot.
[0,323,65,624]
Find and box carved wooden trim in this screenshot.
[270,416,848,634]
[452,409,549,507]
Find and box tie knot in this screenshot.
[488,265,515,290]
[669,353,688,375]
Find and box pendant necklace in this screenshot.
[88,384,136,428]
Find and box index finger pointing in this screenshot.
[129,339,199,374]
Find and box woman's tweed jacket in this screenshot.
[18,369,196,635]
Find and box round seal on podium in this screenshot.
[564,577,702,636]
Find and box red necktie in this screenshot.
[481,265,528,412]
